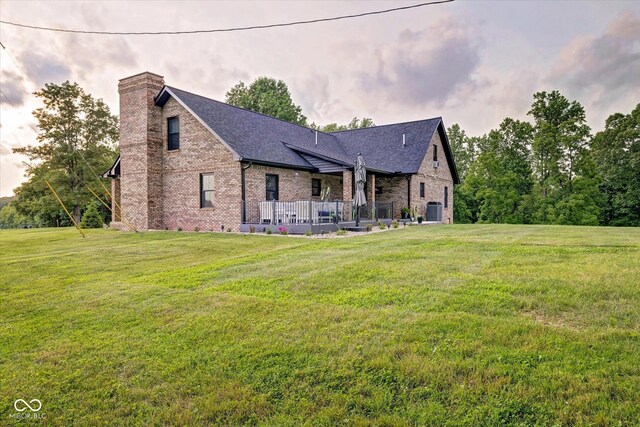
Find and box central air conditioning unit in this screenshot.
[433,161,440,168]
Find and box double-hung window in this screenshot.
[200,174,214,208]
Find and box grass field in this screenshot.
[1,225,639,426]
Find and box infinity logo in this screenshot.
[14,399,42,412]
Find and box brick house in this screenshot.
[104,72,460,233]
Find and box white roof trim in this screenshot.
[161,87,242,161]
[102,155,121,178]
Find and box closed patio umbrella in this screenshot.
[354,153,367,227]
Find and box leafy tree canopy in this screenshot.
[225,77,375,131]
[225,77,308,126]
[591,104,640,226]
[447,123,477,180]
[312,117,375,132]
[12,81,118,226]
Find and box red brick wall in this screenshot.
[160,97,242,232]
[375,175,408,219]
[342,170,353,202]
[410,130,454,223]
[244,166,344,202]
[111,178,121,223]
[118,72,165,230]
[118,73,243,232]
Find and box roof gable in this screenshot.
[157,86,348,170]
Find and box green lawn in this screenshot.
[1,225,639,426]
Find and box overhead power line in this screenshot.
[0,89,19,108]
[0,1,454,36]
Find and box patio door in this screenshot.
[266,174,279,201]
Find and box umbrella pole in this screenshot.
[356,205,360,227]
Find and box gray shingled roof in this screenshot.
[330,120,441,174]
[155,86,459,183]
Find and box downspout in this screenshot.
[406,175,411,216]
[241,162,252,223]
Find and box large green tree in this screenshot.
[591,104,640,226]
[447,124,479,223]
[528,91,600,224]
[225,77,307,126]
[447,123,477,180]
[12,81,118,226]
[459,118,534,224]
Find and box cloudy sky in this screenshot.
[1,0,639,196]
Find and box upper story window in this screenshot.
[311,178,321,197]
[420,182,425,198]
[200,174,214,208]
[168,117,180,150]
[433,145,438,162]
[266,174,279,201]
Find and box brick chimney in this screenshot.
[118,72,165,230]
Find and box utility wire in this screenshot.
[0,1,454,36]
[0,89,18,108]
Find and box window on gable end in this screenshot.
[168,117,180,150]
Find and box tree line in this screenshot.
[449,92,639,226]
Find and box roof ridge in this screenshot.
[328,117,442,133]
[165,86,441,137]
[165,85,340,138]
